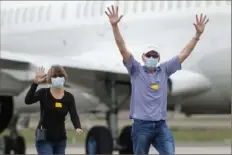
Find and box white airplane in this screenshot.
[0,1,231,154]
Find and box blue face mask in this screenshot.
[145,57,159,68]
[51,77,65,88]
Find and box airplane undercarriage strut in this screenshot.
[106,79,123,151]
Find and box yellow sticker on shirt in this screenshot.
[151,84,159,90]
[55,102,62,108]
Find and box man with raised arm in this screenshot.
[105,5,209,155]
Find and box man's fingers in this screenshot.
[199,13,203,23]
[202,15,206,23]
[107,7,112,15]
[111,5,115,15]
[196,14,200,24]
[118,15,123,21]
[204,18,209,25]
[105,11,110,17]
[193,23,197,29]
[116,6,119,16]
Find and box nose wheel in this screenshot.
[118,125,133,154]
[85,126,113,154]
[85,78,133,154]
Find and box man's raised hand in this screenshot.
[193,13,209,35]
[105,5,123,26]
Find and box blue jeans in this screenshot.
[36,139,67,154]
[131,119,175,154]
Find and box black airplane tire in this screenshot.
[14,136,26,154]
[118,125,133,154]
[85,126,113,154]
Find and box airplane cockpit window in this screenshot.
[22,8,28,23]
[15,8,20,24]
[46,5,52,21]
[61,3,67,19]
[29,8,35,22]
[38,6,44,22]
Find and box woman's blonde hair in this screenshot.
[46,65,68,83]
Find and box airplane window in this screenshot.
[61,3,67,19]
[215,1,220,6]
[186,1,192,8]
[22,8,28,23]
[1,10,6,26]
[91,2,96,17]
[38,6,44,22]
[7,9,14,25]
[141,1,147,12]
[83,1,90,17]
[46,5,52,21]
[29,8,35,22]
[76,3,81,18]
[15,8,20,24]
[226,1,230,5]
[159,1,164,11]
[206,1,212,7]
[176,1,182,9]
[133,1,139,12]
[167,1,173,10]
[100,1,105,16]
[124,1,129,14]
[195,1,201,7]
[151,1,155,11]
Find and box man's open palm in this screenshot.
[194,13,209,34]
[105,5,123,25]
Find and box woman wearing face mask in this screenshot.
[25,65,83,154]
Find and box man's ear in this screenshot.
[142,53,146,62]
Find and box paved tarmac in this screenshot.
[26,144,231,154]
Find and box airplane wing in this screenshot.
[1,48,212,99]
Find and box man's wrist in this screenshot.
[194,33,201,40]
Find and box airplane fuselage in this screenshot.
[1,1,231,115]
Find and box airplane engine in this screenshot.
[167,70,212,115]
[168,70,211,97]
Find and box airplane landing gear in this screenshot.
[0,114,26,154]
[85,78,133,154]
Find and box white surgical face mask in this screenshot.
[51,77,65,88]
[145,57,159,68]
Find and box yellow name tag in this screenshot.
[55,102,62,108]
[151,84,159,90]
